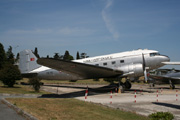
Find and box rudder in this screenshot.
[18,50,41,73]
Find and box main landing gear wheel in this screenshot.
[149,83,155,87]
[124,81,132,90]
[169,79,175,89]
[170,84,175,89]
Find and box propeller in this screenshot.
[142,53,148,83]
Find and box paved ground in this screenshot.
[42,84,180,120]
[0,96,25,120]
[1,84,180,120]
[0,94,40,120]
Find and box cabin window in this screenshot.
[112,61,116,64]
[150,53,160,57]
[103,63,107,66]
[95,64,99,66]
[120,60,124,63]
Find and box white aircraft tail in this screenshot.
[19,50,41,73]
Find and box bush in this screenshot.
[148,112,174,120]
[0,64,21,87]
[29,77,41,92]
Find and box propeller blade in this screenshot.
[144,69,148,83]
[142,53,148,83]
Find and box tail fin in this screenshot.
[18,50,41,73]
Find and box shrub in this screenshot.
[148,112,174,120]
[29,77,41,92]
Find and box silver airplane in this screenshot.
[18,49,170,92]
[149,69,180,89]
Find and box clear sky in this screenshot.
[0,0,180,68]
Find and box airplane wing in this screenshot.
[162,62,180,65]
[37,58,123,79]
[149,74,180,84]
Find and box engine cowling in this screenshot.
[118,64,144,77]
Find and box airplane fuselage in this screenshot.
[73,49,169,79]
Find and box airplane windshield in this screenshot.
[150,52,160,57]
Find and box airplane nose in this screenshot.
[165,56,170,62]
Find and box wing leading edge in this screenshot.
[37,58,123,79]
[149,74,180,84]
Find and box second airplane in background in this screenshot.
[19,49,170,92]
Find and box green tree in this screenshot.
[68,55,74,61]
[63,50,74,61]
[34,47,40,58]
[6,46,14,64]
[63,50,70,60]
[76,51,80,60]
[80,52,89,59]
[54,53,60,59]
[53,53,63,59]
[0,64,22,87]
[0,43,6,69]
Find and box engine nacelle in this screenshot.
[118,64,144,77]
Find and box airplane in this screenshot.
[18,49,171,92]
[149,69,180,89]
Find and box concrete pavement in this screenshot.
[0,96,25,120]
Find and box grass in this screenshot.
[41,79,111,84]
[17,78,112,85]
[6,98,149,120]
[0,81,49,94]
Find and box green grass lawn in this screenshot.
[0,81,49,94]
[41,79,111,84]
[6,98,149,120]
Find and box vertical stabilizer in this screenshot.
[19,50,41,73]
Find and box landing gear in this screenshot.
[169,80,175,89]
[150,83,155,87]
[124,80,132,89]
[117,78,132,93]
[170,83,175,89]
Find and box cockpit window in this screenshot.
[150,52,160,57]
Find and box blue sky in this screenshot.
[0,0,180,68]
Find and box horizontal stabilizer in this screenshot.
[37,58,123,79]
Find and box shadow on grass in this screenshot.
[0,86,21,88]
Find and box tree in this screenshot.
[34,47,40,58]
[80,52,89,59]
[0,64,22,87]
[53,53,63,59]
[63,50,70,60]
[68,55,74,61]
[0,43,6,69]
[76,51,80,60]
[63,50,74,61]
[54,53,60,59]
[6,46,14,64]
[0,43,22,87]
